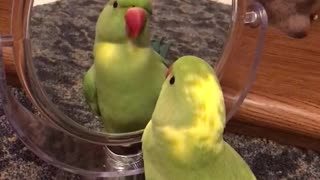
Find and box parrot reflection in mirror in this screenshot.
[83,0,169,133]
[142,56,256,180]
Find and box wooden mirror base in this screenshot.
[223,21,320,152]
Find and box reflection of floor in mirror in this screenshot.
[1,0,318,179]
[33,0,61,6]
[212,0,233,5]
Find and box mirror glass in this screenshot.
[30,0,233,134]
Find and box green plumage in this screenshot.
[142,56,256,180]
[152,38,171,66]
[83,0,167,133]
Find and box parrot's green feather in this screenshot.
[151,38,170,66]
[83,65,100,116]
[142,56,256,180]
[151,39,161,53]
[159,42,170,59]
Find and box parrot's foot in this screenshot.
[151,37,171,65]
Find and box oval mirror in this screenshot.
[29,0,233,134]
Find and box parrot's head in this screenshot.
[95,0,152,46]
[152,56,226,145]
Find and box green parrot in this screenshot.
[83,0,168,133]
[142,56,256,180]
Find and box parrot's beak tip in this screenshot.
[125,7,146,39]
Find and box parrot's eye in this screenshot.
[113,1,118,8]
[169,76,175,85]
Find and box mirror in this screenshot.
[29,0,233,135]
[29,0,234,134]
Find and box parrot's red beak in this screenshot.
[125,7,146,39]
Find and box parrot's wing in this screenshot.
[151,37,171,66]
[217,142,257,180]
[83,65,101,116]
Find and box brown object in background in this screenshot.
[222,15,320,151]
[2,46,21,87]
[0,0,30,88]
[257,0,320,38]
[0,1,21,87]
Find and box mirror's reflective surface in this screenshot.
[29,0,233,133]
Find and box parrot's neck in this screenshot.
[94,41,151,55]
[128,38,150,48]
[95,38,151,48]
[93,41,154,69]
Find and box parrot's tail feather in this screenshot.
[159,43,170,59]
[151,40,161,54]
[151,37,171,59]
